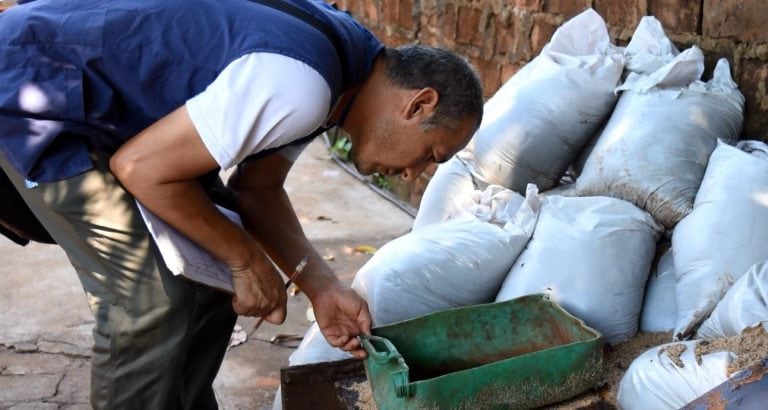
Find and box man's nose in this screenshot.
[401,162,430,182]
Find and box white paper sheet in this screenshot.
[136,201,240,293]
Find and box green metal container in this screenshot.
[361,294,604,410]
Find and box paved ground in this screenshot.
[0,140,414,409]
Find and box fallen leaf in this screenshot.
[353,245,377,254]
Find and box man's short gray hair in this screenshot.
[381,45,484,131]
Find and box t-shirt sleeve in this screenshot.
[186,52,332,169]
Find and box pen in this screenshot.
[252,256,309,333]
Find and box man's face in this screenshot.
[349,113,478,182]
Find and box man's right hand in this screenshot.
[229,254,287,322]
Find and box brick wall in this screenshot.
[332,0,768,208]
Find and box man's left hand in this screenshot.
[311,283,371,359]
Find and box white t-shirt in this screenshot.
[186,52,332,167]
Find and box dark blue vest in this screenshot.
[0,0,382,182]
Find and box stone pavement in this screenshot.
[0,140,414,409]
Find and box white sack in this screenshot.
[462,8,623,193]
[570,14,674,181]
[640,247,677,332]
[575,52,745,229]
[696,260,768,339]
[287,322,352,366]
[672,140,768,339]
[352,185,540,327]
[412,154,480,230]
[617,341,735,410]
[737,139,768,159]
[622,16,679,75]
[495,195,661,344]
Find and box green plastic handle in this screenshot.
[361,335,415,398]
[361,335,400,364]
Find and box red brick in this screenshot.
[594,0,644,39]
[542,0,592,19]
[327,1,349,10]
[415,1,457,47]
[695,39,738,80]
[737,58,768,141]
[417,0,439,14]
[530,16,559,56]
[495,18,515,56]
[370,26,388,44]
[398,0,416,31]
[381,0,397,24]
[363,0,379,22]
[470,57,501,98]
[386,33,414,47]
[456,6,483,46]
[515,0,542,12]
[342,0,366,21]
[648,0,701,35]
[500,63,525,87]
[418,12,439,46]
[479,7,496,59]
[442,4,458,48]
[703,0,768,43]
[510,13,533,61]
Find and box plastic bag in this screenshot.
[461,8,623,193]
[495,195,661,344]
[287,322,353,366]
[412,154,480,230]
[622,16,679,75]
[672,141,768,339]
[640,247,677,332]
[617,340,735,410]
[575,49,744,229]
[569,16,676,180]
[696,260,768,339]
[352,184,540,327]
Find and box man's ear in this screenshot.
[404,87,439,121]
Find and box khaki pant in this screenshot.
[3,152,237,409]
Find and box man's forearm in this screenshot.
[109,106,269,273]
[233,185,341,300]
[128,177,272,273]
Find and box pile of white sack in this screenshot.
[277,9,767,410]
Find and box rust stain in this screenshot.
[731,361,768,389]
[701,389,728,410]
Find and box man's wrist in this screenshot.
[294,258,341,300]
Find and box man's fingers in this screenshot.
[342,337,367,359]
[231,295,274,317]
[264,305,287,325]
[341,336,361,351]
[231,296,252,316]
[327,334,349,348]
[349,347,368,359]
[326,333,363,353]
